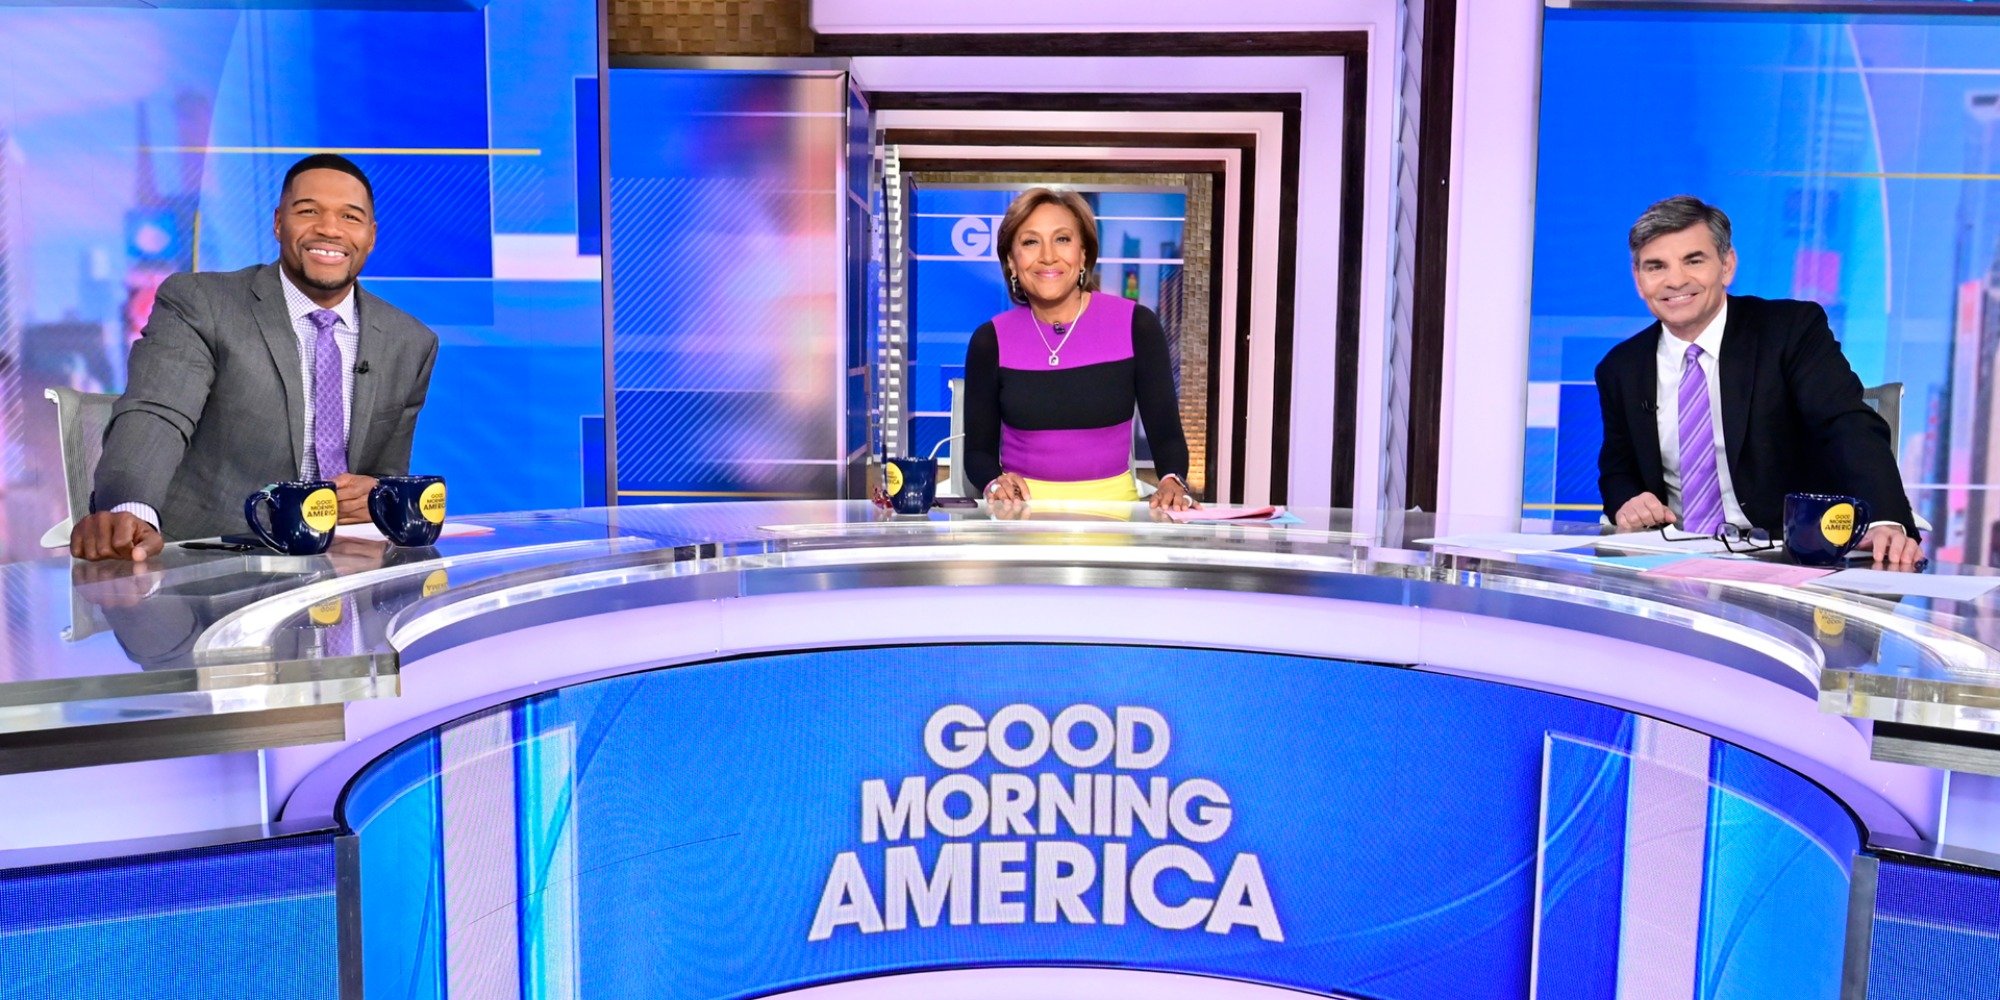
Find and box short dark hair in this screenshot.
[281,153,374,211]
[1629,195,1732,266]
[994,187,1101,305]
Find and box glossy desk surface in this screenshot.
[7,502,2000,749]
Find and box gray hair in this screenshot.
[1628,195,1733,266]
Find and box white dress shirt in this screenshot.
[114,268,359,532]
[1654,302,1750,530]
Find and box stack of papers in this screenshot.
[1642,558,1834,587]
[1166,505,1295,525]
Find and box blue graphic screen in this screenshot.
[0,835,339,999]
[345,644,1859,1000]
[1527,10,2000,566]
[1870,857,2000,999]
[0,1,602,559]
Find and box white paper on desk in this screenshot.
[1812,569,2000,601]
[1591,530,1737,555]
[337,521,494,543]
[1416,532,1598,554]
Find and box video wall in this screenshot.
[1525,11,2000,564]
[1869,856,2000,998]
[0,2,602,561]
[606,69,850,503]
[344,644,1857,999]
[0,834,339,998]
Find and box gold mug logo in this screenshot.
[1813,607,1847,641]
[884,463,905,496]
[419,482,448,525]
[302,488,339,533]
[309,597,343,626]
[1819,502,1855,547]
[421,569,450,598]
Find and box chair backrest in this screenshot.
[1862,382,1905,460]
[46,386,119,524]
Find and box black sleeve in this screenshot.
[963,322,1003,493]
[1595,353,1645,523]
[1131,306,1191,488]
[1782,303,1918,535]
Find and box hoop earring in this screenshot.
[1078,266,1088,287]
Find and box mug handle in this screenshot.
[1851,499,1872,550]
[367,482,393,529]
[243,489,282,551]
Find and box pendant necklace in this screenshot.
[1032,294,1091,367]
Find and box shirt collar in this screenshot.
[276,264,359,332]
[1657,298,1729,363]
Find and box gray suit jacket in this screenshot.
[93,264,439,541]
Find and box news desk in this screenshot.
[6,502,2000,999]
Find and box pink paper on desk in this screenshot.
[1166,504,1281,524]
[1642,557,1834,586]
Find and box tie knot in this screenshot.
[1684,342,1704,365]
[308,309,341,335]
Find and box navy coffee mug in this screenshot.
[368,475,447,547]
[1784,492,1871,566]
[885,457,937,514]
[244,479,339,555]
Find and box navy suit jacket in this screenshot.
[1594,295,1915,536]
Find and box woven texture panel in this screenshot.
[610,0,814,56]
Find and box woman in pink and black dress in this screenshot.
[962,188,1195,511]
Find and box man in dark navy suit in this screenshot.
[1594,195,1922,568]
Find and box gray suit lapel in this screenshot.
[250,265,305,472]
[348,285,393,469]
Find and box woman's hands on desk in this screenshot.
[981,473,1200,511]
[1148,475,1198,511]
[984,473,1032,504]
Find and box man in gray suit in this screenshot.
[71,154,439,560]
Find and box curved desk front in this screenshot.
[4,502,1998,999]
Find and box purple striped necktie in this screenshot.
[309,309,349,479]
[1676,342,1725,534]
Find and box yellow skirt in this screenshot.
[1020,472,1141,502]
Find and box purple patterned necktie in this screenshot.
[309,309,348,479]
[1676,343,1724,533]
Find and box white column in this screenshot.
[1435,0,1540,519]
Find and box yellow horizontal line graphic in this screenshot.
[617,490,809,498]
[1523,503,1602,511]
[1758,170,2000,182]
[143,146,541,156]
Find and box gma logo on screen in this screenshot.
[808,703,1283,943]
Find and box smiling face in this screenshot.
[1632,223,1736,341]
[1008,202,1089,312]
[274,168,376,308]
